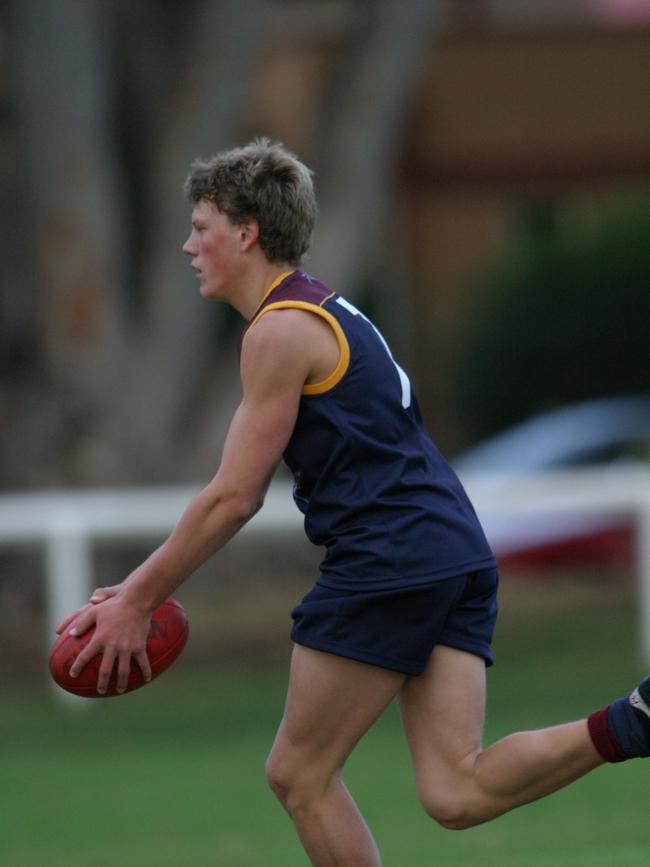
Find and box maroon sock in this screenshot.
[587,707,628,763]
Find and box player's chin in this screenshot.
[199,283,217,300]
[198,281,222,301]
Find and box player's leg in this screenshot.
[399,644,604,829]
[266,644,406,867]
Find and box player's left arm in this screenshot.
[61,309,327,693]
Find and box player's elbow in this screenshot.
[195,483,263,533]
[221,487,264,527]
[238,492,265,523]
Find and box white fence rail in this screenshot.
[1,467,649,698]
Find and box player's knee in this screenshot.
[265,750,331,815]
[265,752,291,805]
[419,789,477,831]
[265,751,310,810]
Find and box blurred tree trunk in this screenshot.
[9,0,266,482]
[6,0,441,486]
[10,0,129,414]
[309,0,443,298]
[117,0,267,475]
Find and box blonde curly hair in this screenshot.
[184,137,317,266]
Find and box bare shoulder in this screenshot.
[244,307,334,350]
[242,308,338,379]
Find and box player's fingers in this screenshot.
[95,647,118,695]
[55,607,84,635]
[56,601,95,635]
[115,651,134,695]
[69,637,102,679]
[90,585,120,604]
[68,607,98,638]
[134,648,152,685]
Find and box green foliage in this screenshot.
[456,195,650,442]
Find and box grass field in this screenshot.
[1,573,648,867]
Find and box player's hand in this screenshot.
[66,592,153,695]
[55,584,121,636]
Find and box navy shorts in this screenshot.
[290,567,499,676]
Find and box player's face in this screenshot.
[183,200,244,300]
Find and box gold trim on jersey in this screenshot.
[243,299,350,395]
[255,270,295,312]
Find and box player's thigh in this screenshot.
[269,644,406,778]
[398,644,487,788]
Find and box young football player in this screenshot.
[59,138,650,867]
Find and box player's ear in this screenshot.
[239,219,259,252]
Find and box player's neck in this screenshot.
[233,262,295,320]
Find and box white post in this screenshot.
[638,497,650,666]
[44,522,93,705]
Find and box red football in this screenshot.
[49,597,189,698]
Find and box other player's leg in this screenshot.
[266,644,406,867]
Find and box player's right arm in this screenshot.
[58,308,334,693]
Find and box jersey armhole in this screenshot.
[242,300,350,395]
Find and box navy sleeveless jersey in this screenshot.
[242,271,496,590]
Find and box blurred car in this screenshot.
[453,395,650,570]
